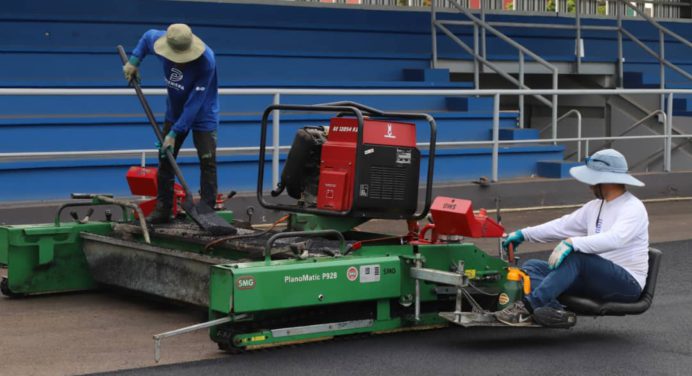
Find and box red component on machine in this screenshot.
[126,166,186,218]
[418,196,504,242]
[316,117,417,213]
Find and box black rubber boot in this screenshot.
[146,202,173,225]
[532,306,577,328]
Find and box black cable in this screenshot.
[595,184,605,232]
[466,281,500,296]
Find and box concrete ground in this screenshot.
[1,200,691,375]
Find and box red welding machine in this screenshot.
[316,117,419,217]
[268,104,424,219]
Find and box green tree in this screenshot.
[547,0,577,13]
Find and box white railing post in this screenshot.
[473,24,480,89]
[431,0,438,68]
[616,0,624,88]
[272,93,281,189]
[664,92,673,172]
[519,51,524,129]
[492,93,500,182]
[552,70,558,145]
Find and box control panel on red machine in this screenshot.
[316,117,420,218]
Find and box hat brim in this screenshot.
[154,34,205,64]
[569,165,645,187]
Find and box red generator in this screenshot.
[261,102,436,220]
[316,117,419,217]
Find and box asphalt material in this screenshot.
[99,240,692,376]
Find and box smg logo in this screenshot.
[236,276,256,290]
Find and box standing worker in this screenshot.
[497,149,649,327]
[123,23,219,224]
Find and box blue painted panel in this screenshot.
[498,128,540,140]
[402,69,450,83]
[0,145,564,201]
[536,160,584,179]
[0,112,518,153]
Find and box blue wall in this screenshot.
[1,0,691,201]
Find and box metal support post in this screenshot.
[659,30,665,113]
[454,260,465,322]
[474,24,480,90]
[492,94,500,182]
[617,2,624,88]
[519,51,525,129]
[575,0,582,74]
[664,93,673,172]
[154,316,233,362]
[552,71,559,145]
[272,93,280,189]
[414,255,422,322]
[431,0,438,68]
[481,0,486,60]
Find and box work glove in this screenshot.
[122,56,141,84]
[502,230,525,252]
[159,130,177,158]
[548,240,574,270]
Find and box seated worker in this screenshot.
[123,23,220,224]
[496,149,649,327]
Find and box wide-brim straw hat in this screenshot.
[569,149,645,187]
[154,23,205,64]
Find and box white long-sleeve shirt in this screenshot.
[521,191,649,289]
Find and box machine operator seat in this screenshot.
[559,248,662,316]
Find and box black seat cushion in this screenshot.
[559,248,662,316]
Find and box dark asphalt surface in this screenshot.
[97,240,692,376]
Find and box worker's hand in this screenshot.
[502,230,525,252]
[123,56,141,84]
[159,130,177,158]
[548,240,574,270]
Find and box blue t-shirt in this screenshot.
[131,29,219,133]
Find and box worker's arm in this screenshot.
[130,29,161,65]
[123,30,162,83]
[169,65,215,134]
[570,202,647,254]
[520,203,591,243]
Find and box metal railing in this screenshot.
[276,0,691,19]
[1,87,691,184]
[432,0,560,135]
[429,0,691,168]
[539,109,583,160]
[615,0,692,114]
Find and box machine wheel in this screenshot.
[214,324,246,354]
[1,277,25,298]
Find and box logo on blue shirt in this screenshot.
[169,68,183,82]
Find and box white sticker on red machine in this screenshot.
[359,264,381,283]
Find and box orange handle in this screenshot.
[507,267,531,295]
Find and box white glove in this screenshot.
[548,240,574,270]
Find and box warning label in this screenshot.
[359,264,380,283]
[346,266,359,282]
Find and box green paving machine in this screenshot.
[0,99,547,361]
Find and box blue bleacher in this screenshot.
[0,0,690,200]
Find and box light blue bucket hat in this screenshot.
[569,149,645,187]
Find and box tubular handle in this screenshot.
[116,45,194,203]
[264,230,346,264]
